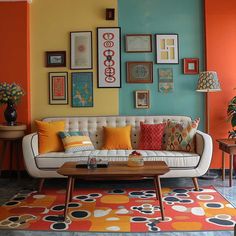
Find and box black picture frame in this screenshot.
[46,51,66,67]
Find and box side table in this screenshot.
[0,123,27,179]
[217,139,236,187]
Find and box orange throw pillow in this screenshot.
[35,120,65,154]
[102,125,132,150]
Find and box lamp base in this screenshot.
[199,170,218,180]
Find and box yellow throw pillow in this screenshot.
[102,125,132,150]
[35,120,65,154]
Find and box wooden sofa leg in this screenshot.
[38,178,45,193]
[192,177,199,191]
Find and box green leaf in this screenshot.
[231,115,236,127]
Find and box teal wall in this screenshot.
[118,0,205,131]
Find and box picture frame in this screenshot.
[127,61,153,83]
[135,90,150,109]
[46,51,66,67]
[70,31,93,70]
[97,27,121,88]
[183,58,199,74]
[158,68,174,93]
[155,34,179,64]
[71,72,93,107]
[49,72,68,105]
[125,34,152,53]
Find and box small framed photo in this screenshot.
[70,31,93,70]
[183,58,199,74]
[155,34,179,64]
[135,90,150,109]
[127,61,153,83]
[125,34,152,53]
[49,72,68,105]
[46,51,66,67]
[71,72,93,107]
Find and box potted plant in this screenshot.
[227,95,236,138]
[0,82,24,126]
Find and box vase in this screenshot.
[4,101,17,126]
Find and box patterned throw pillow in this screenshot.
[59,131,95,153]
[138,122,166,150]
[165,118,200,152]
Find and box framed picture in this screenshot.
[158,68,174,93]
[70,31,93,70]
[125,34,152,53]
[49,72,68,105]
[135,90,150,109]
[71,72,93,107]
[127,61,153,83]
[97,27,121,88]
[183,58,199,74]
[46,51,66,67]
[155,34,179,64]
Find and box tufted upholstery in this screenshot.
[43,116,191,149]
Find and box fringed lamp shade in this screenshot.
[196,71,221,92]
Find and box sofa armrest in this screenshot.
[195,130,213,176]
[22,133,41,178]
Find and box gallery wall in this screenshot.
[205,0,236,168]
[119,0,205,131]
[30,0,119,123]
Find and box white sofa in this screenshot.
[22,115,212,181]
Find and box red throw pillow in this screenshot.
[138,122,166,150]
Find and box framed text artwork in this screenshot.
[158,68,173,94]
[135,90,150,109]
[46,51,66,67]
[125,34,152,53]
[49,72,68,105]
[70,31,92,70]
[71,72,93,107]
[183,58,199,74]
[97,27,121,88]
[127,61,153,83]
[155,34,179,64]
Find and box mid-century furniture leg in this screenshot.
[230,154,233,187]
[38,178,45,192]
[154,176,165,221]
[70,177,75,202]
[16,140,21,180]
[192,177,199,191]
[64,176,72,221]
[9,141,14,179]
[222,151,225,181]
[0,141,7,176]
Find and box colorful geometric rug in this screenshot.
[0,186,235,232]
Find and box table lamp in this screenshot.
[196,71,221,179]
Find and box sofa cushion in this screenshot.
[102,125,132,150]
[138,122,165,150]
[35,150,200,169]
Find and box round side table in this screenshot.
[0,123,27,179]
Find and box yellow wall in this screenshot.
[30,0,119,125]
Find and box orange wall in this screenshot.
[205,0,236,168]
[0,2,30,169]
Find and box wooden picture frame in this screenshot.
[125,34,152,53]
[70,31,93,70]
[155,34,179,64]
[127,61,153,83]
[135,90,150,109]
[49,72,68,105]
[71,72,93,107]
[97,27,121,88]
[46,51,66,67]
[183,58,199,74]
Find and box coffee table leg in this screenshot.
[154,176,165,221]
[64,176,72,221]
[70,178,75,202]
[222,151,225,181]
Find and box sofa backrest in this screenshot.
[43,116,192,149]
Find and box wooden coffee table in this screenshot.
[57,161,169,221]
